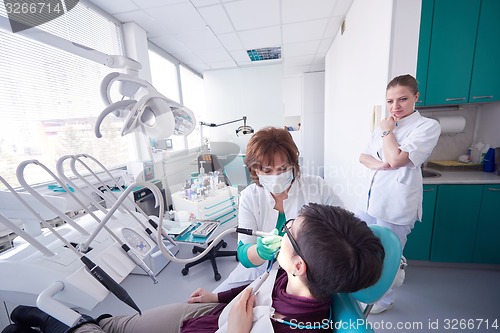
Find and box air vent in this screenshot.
[247,47,281,62]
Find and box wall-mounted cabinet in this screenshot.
[415,0,434,107]
[468,0,500,104]
[417,0,500,107]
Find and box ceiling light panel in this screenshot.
[247,47,281,62]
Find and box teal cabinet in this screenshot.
[404,185,437,260]
[415,0,434,107]
[473,185,500,264]
[430,184,483,263]
[417,0,500,106]
[425,0,481,106]
[469,0,500,103]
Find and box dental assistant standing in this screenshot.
[214,127,344,292]
[357,74,441,314]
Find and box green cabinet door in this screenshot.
[404,185,437,260]
[473,185,500,264]
[425,0,481,106]
[430,184,482,263]
[469,0,500,103]
[415,0,435,107]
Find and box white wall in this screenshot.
[301,72,325,177]
[324,0,395,211]
[388,0,422,80]
[476,103,500,148]
[203,64,284,153]
[283,75,302,117]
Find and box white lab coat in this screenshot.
[214,175,344,291]
[358,111,441,225]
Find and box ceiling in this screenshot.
[87,0,354,76]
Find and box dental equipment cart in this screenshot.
[171,186,238,280]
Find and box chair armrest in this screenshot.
[332,293,374,333]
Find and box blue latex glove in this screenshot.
[256,229,282,261]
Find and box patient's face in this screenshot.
[277,217,304,271]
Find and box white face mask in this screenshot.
[258,170,294,194]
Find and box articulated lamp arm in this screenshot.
[200,116,246,128]
[200,116,254,138]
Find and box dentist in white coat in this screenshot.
[214,127,344,293]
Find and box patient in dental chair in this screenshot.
[4,204,384,333]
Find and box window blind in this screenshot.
[0,1,130,189]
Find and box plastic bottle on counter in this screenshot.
[472,142,485,163]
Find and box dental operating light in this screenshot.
[0,15,195,141]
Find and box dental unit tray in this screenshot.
[174,220,220,243]
[192,221,219,237]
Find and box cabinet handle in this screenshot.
[423,188,435,192]
[472,95,493,100]
[487,188,500,191]
[445,97,466,101]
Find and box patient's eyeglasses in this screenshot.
[281,219,312,281]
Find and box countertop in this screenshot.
[423,168,500,185]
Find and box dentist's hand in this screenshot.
[256,229,282,261]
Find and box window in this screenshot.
[148,47,180,103]
[0,2,129,190]
[147,46,205,153]
[180,65,205,149]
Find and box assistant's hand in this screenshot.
[187,288,218,303]
[256,229,282,261]
[380,116,397,132]
[228,288,255,333]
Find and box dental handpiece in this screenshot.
[252,259,275,295]
[122,244,158,284]
[80,256,141,315]
[235,227,276,238]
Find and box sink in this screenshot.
[422,169,441,178]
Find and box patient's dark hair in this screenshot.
[296,204,384,300]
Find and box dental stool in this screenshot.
[332,225,402,332]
